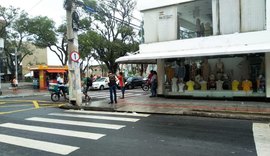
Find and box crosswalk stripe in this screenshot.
[49,113,140,122]
[253,123,270,156]
[0,134,79,155]
[65,110,150,117]
[0,123,105,140]
[26,117,125,130]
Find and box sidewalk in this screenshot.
[0,82,49,98]
[1,82,270,121]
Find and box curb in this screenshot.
[58,104,270,121]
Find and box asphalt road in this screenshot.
[0,98,267,156]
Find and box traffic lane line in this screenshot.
[0,104,63,115]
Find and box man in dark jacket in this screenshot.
[108,71,117,104]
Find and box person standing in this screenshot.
[117,72,125,99]
[82,74,92,99]
[150,71,157,97]
[108,71,117,104]
[12,76,18,92]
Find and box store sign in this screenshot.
[70,51,80,62]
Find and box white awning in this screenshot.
[116,31,270,64]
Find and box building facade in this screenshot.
[116,0,270,99]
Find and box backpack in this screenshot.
[86,77,92,86]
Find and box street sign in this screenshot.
[70,51,80,62]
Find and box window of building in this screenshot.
[177,0,213,39]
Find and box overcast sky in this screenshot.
[0,0,66,65]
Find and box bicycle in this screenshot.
[141,81,150,91]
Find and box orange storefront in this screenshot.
[30,65,68,89]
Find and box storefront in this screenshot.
[30,65,68,89]
[162,54,265,98]
[116,30,270,99]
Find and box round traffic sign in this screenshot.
[70,51,80,62]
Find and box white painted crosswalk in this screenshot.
[253,123,270,156]
[44,90,146,100]
[26,117,125,129]
[0,134,79,155]
[49,113,140,122]
[0,110,150,155]
[0,123,106,140]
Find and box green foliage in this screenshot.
[79,0,140,74]
[28,16,57,48]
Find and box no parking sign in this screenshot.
[70,51,80,62]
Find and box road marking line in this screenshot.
[253,123,270,156]
[0,108,36,115]
[26,117,125,130]
[0,134,79,155]
[0,104,33,108]
[0,123,105,140]
[49,113,140,122]
[33,101,40,109]
[65,110,150,117]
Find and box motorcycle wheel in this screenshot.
[142,84,149,91]
[51,93,60,102]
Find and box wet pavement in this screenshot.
[1,82,270,121]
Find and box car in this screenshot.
[92,77,109,90]
[125,76,145,89]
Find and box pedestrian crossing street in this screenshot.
[0,110,150,155]
[44,89,148,100]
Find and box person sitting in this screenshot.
[57,74,66,98]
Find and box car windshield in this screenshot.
[95,78,106,82]
[127,77,133,82]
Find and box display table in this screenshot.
[167,90,265,97]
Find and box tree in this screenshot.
[0,6,37,77]
[80,0,140,74]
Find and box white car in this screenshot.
[92,77,109,90]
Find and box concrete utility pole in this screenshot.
[64,0,82,106]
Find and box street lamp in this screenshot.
[0,38,4,96]
[10,48,19,82]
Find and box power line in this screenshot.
[28,0,44,12]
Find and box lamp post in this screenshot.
[15,47,18,82]
[0,38,4,96]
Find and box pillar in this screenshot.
[266,53,270,98]
[39,70,45,89]
[266,0,270,30]
[157,59,165,95]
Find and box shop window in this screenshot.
[163,54,265,98]
[177,0,213,39]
